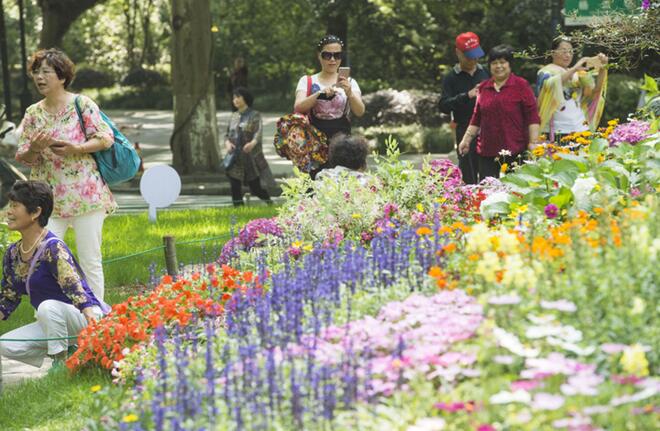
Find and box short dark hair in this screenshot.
[28,48,76,89]
[551,36,572,51]
[328,134,368,170]
[488,44,514,66]
[232,86,254,107]
[317,34,344,52]
[7,181,54,227]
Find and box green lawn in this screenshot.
[0,205,277,431]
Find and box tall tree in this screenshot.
[170,0,219,174]
[37,0,107,48]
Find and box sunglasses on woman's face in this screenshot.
[320,51,343,60]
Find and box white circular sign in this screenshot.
[140,165,181,221]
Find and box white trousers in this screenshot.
[48,209,106,300]
[0,300,89,368]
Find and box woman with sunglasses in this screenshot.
[294,35,365,142]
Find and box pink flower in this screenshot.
[488,294,521,305]
[511,379,541,391]
[434,401,465,412]
[532,392,565,410]
[540,299,577,313]
[611,374,644,385]
[476,425,496,431]
[544,203,559,219]
[600,343,627,354]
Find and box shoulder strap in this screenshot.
[73,95,87,139]
[26,237,59,297]
[306,75,312,97]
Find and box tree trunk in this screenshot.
[0,0,12,122]
[170,0,220,174]
[37,0,107,48]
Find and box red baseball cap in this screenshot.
[455,32,485,59]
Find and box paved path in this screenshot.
[106,110,455,213]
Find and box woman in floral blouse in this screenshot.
[16,49,115,300]
[0,181,106,368]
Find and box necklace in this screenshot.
[19,229,46,255]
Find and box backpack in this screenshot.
[273,76,328,173]
[74,96,141,185]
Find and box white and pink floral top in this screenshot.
[16,95,117,218]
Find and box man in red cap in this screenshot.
[439,32,489,184]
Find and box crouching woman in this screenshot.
[0,181,107,367]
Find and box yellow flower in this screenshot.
[90,385,102,393]
[351,213,362,219]
[291,241,302,248]
[416,203,424,212]
[303,244,313,252]
[620,344,649,377]
[210,25,219,33]
[517,205,528,213]
[122,414,139,423]
[607,119,619,126]
[500,163,508,173]
[532,146,545,157]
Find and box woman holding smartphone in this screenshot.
[293,35,365,141]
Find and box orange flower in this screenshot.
[442,243,457,253]
[416,226,433,236]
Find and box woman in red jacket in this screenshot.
[458,45,540,180]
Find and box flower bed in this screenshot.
[83,118,658,430]
[66,264,257,371]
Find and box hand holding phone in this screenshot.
[338,67,351,79]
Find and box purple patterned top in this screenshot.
[0,231,101,319]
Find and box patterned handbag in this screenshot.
[273,76,328,173]
[273,113,328,173]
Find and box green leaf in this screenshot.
[589,138,609,156]
[640,74,659,99]
[549,187,573,208]
[555,153,589,172]
[548,170,579,188]
[518,163,544,177]
[501,174,530,188]
[481,200,511,219]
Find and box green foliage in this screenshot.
[71,68,116,90]
[359,124,454,154]
[603,73,641,123]
[82,85,173,109]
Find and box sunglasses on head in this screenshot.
[320,51,343,60]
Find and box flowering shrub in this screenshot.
[608,119,651,146]
[485,122,659,220]
[217,217,283,264]
[66,264,258,372]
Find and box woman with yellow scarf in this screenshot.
[536,37,608,143]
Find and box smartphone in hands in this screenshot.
[338,67,351,79]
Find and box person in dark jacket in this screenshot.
[439,32,489,184]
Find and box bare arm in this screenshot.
[294,89,322,114]
[458,125,480,156]
[528,123,540,148]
